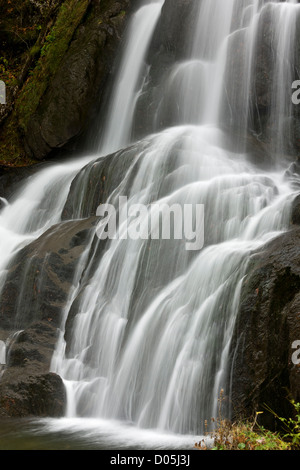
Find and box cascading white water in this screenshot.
[51,125,295,434]
[0,0,299,444]
[99,1,164,155]
[0,157,96,296]
[266,2,299,156]
[0,2,163,302]
[49,0,299,436]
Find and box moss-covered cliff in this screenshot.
[0,0,134,168]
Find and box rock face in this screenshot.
[24,0,135,160]
[0,322,66,418]
[0,0,136,166]
[229,225,300,429]
[61,143,140,220]
[0,216,98,417]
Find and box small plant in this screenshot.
[195,390,297,450]
[264,400,300,449]
[40,32,56,57]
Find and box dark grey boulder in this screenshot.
[230,226,300,429]
[0,216,98,417]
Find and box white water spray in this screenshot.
[0,0,299,442]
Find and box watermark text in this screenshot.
[292,80,300,105]
[0,81,6,105]
[292,340,300,365]
[96,197,204,251]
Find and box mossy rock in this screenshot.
[0,0,134,166]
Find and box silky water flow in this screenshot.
[0,0,299,448]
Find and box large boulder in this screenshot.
[0,0,137,166]
[0,216,98,417]
[0,322,66,418]
[61,143,140,220]
[0,217,98,331]
[230,224,300,429]
[24,0,135,160]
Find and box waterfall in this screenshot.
[0,0,299,441]
[50,0,299,434]
[99,1,164,155]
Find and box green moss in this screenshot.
[0,0,89,166]
[28,44,41,59]
[16,0,89,133]
[0,116,38,167]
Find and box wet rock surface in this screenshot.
[24,0,135,160]
[0,0,137,166]
[0,216,98,417]
[0,321,65,418]
[230,226,300,429]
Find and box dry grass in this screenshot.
[195,390,297,451]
